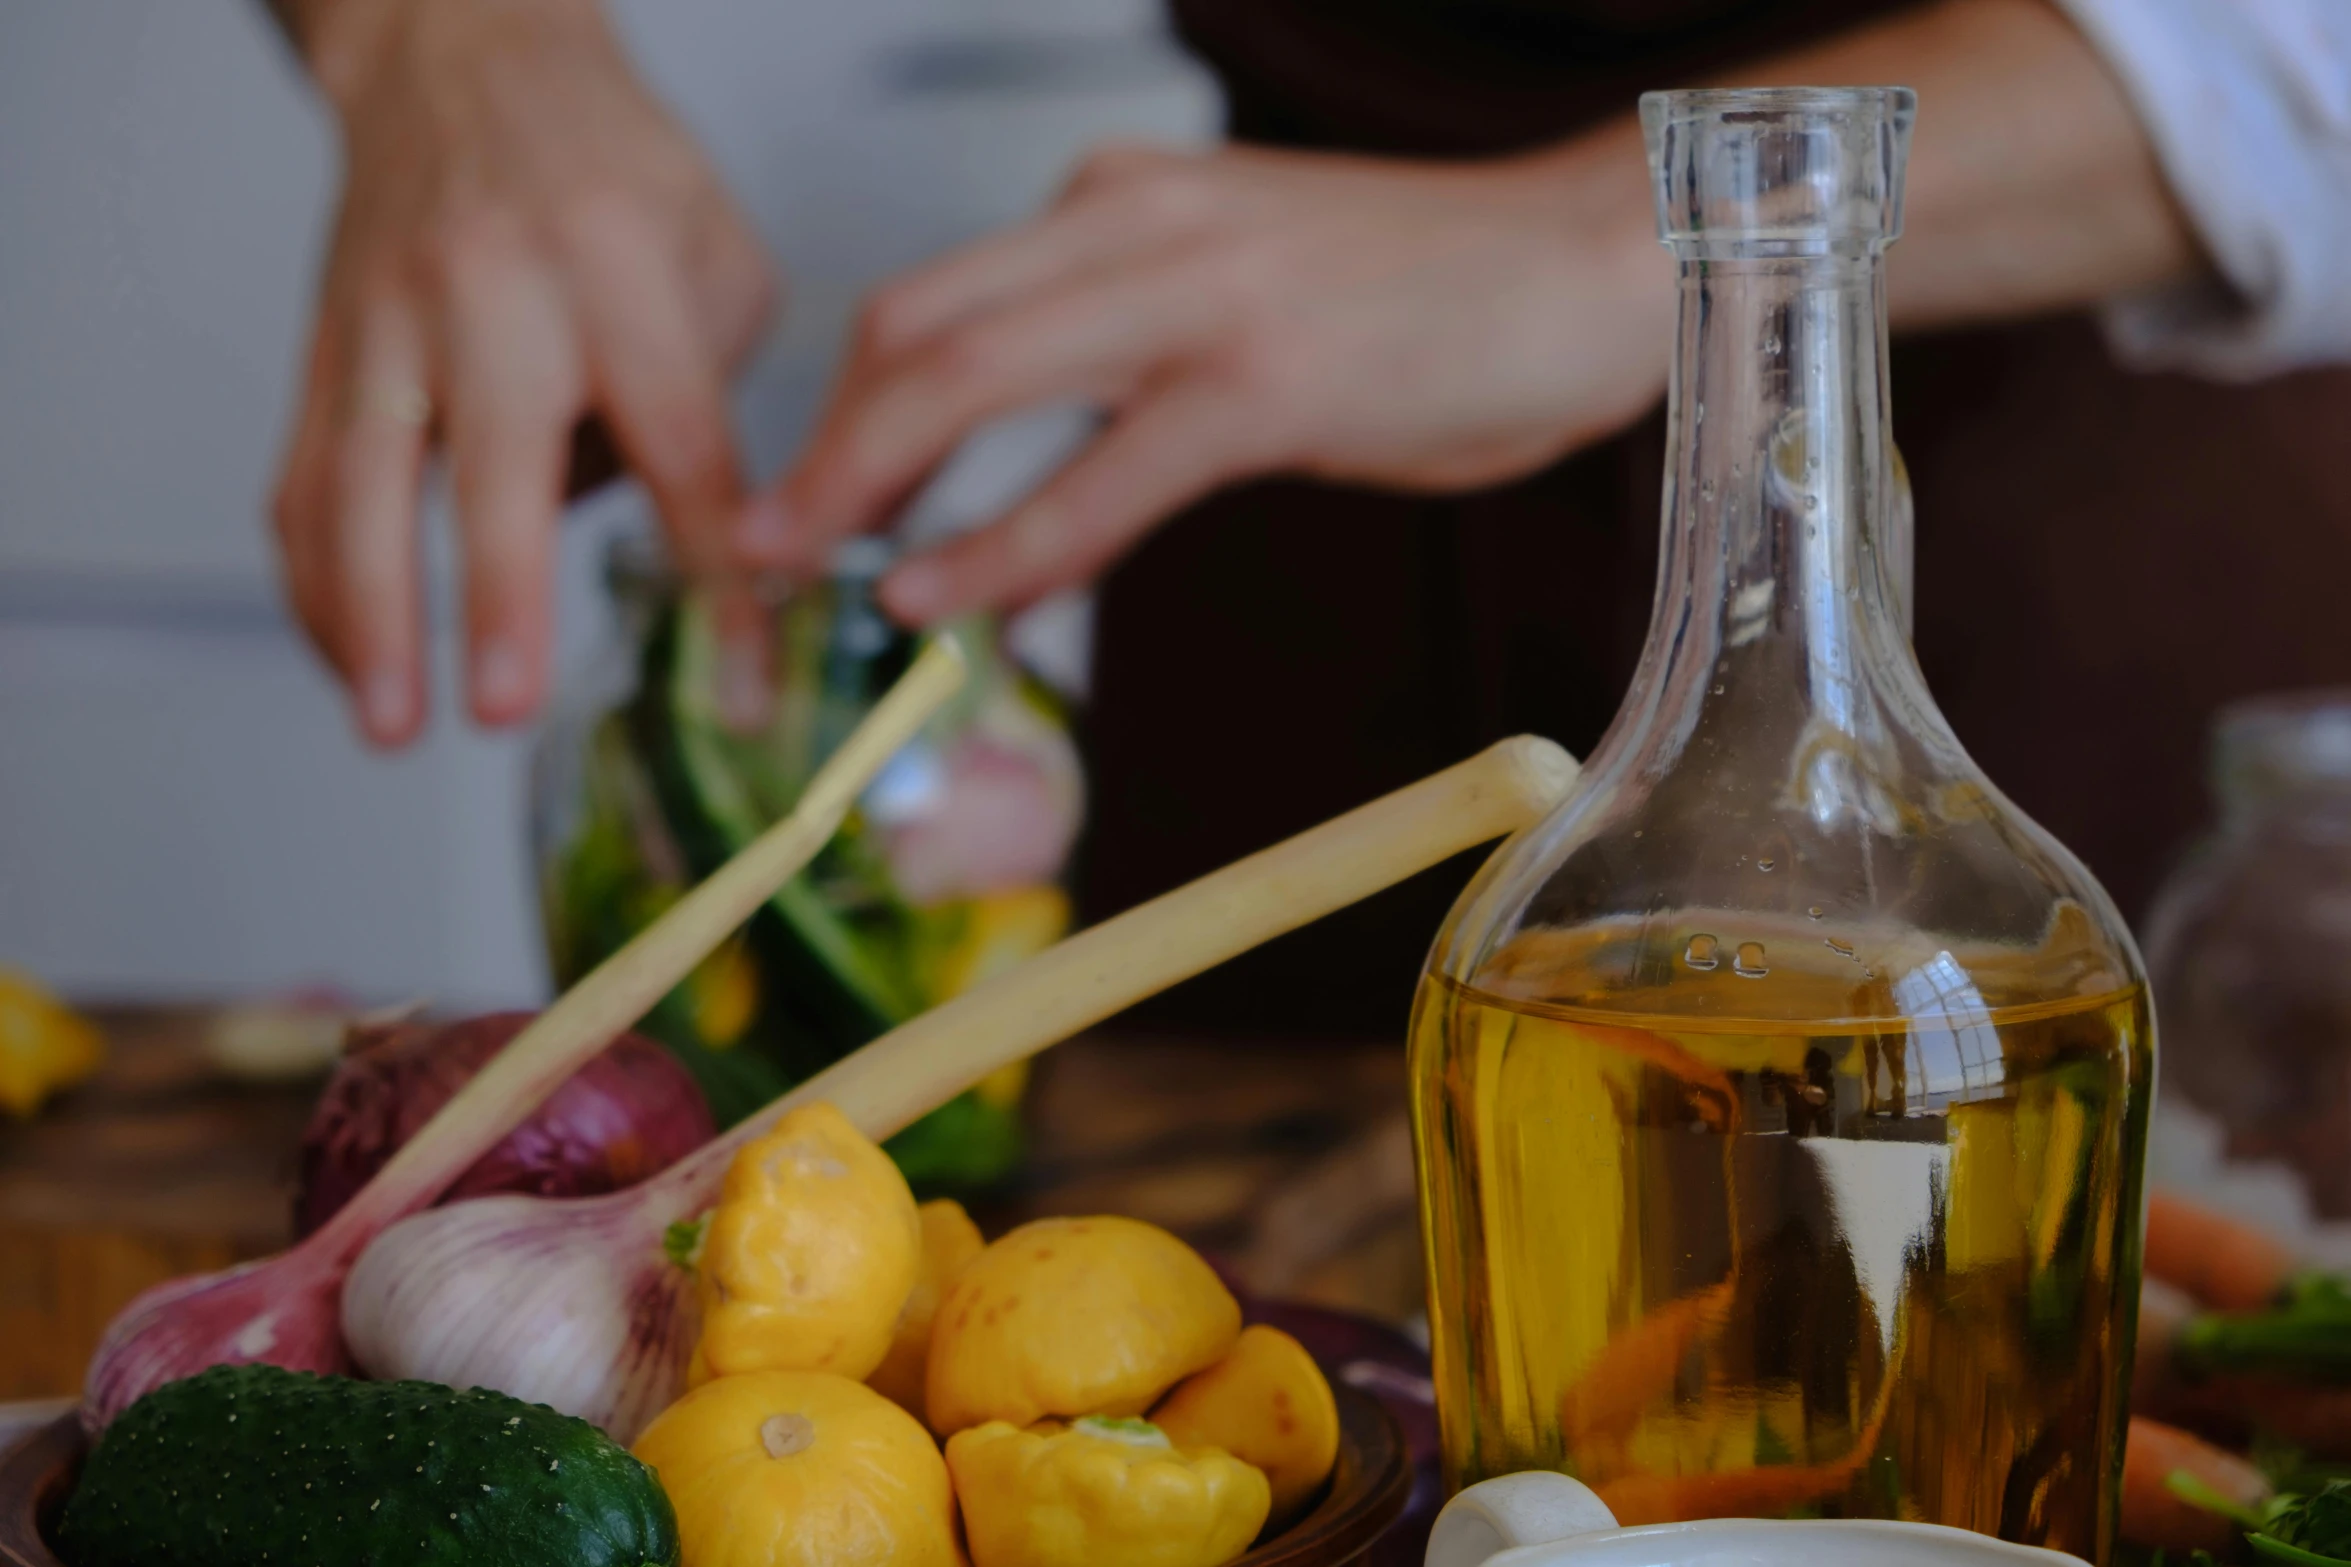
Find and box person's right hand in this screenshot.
[751,132,1669,628]
[271,0,778,746]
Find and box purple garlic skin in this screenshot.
[83,1245,355,1432]
[342,1187,700,1443]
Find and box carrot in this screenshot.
[1597,1455,1874,1527]
[1558,1280,1737,1444]
[1593,1362,1893,1526]
[2146,1192,2301,1310]
[2121,1415,2271,1555]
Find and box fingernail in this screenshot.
[717,639,771,732]
[738,496,792,559]
[880,559,947,624]
[473,639,529,715]
[359,668,413,740]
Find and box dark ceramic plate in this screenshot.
[1,1383,1408,1567]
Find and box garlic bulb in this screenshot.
[78,643,972,1431]
[344,1185,702,1442]
[82,1256,353,1433]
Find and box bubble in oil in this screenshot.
[1765,334,1782,355]
[1733,941,1770,978]
[1757,858,1775,871]
[1712,684,1725,695]
[1808,905,1824,919]
[1701,480,1716,500]
[1684,934,1721,971]
[1825,937,1857,959]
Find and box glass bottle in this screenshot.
[2146,693,2351,1218]
[1408,87,2151,1558]
[531,535,1085,1190]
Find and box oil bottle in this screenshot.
[1408,87,2150,1560]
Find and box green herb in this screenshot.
[2182,1274,2351,1381]
[2166,1469,2274,1533]
[2256,1481,2351,1563]
[662,1214,710,1271]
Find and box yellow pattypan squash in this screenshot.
[0,968,102,1118]
[867,1197,986,1416]
[1153,1324,1340,1527]
[927,1215,1241,1434]
[635,1370,960,1567]
[692,1101,921,1384]
[921,885,1071,1001]
[947,1415,1270,1567]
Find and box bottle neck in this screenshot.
[1596,246,1938,829]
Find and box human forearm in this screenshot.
[1516,0,2201,332]
[256,0,611,120]
[1767,0,2203,330]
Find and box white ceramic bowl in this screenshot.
[1427,1473,2092,1567]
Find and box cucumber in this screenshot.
[622,595,1022,1186]
[57,1365,678,1567]
[628,605,913,1065]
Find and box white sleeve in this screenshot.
[2051,0,2351,379]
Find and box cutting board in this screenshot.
[0,1009,1426,1400]
[0,1009,316,1400]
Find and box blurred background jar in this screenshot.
[2147,692,2351,1218]
[530,532,1086,1193]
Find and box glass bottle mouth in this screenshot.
[604,530,895,602]
[1642,85,1916,259]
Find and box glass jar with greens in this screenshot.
[532,535,1085,1191]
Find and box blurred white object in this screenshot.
[1427,1473,1619,1567]
[1426,1472,2089,1567]
[2055,0,2351,376]
[203,994,355,1082]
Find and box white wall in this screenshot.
[0,0,1217,1005]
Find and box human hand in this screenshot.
[750,133,1667,625]
[271,0,778,745]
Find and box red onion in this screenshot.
[294,1012,712,1239]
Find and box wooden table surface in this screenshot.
[0,1008,1425,1406]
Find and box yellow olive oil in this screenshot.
[1409,936,2151,1561]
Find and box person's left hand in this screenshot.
[744,135,1668,625]
[270,0,779,745]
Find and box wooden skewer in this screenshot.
[765,733,1579,1145]
[349,636,969,1223]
